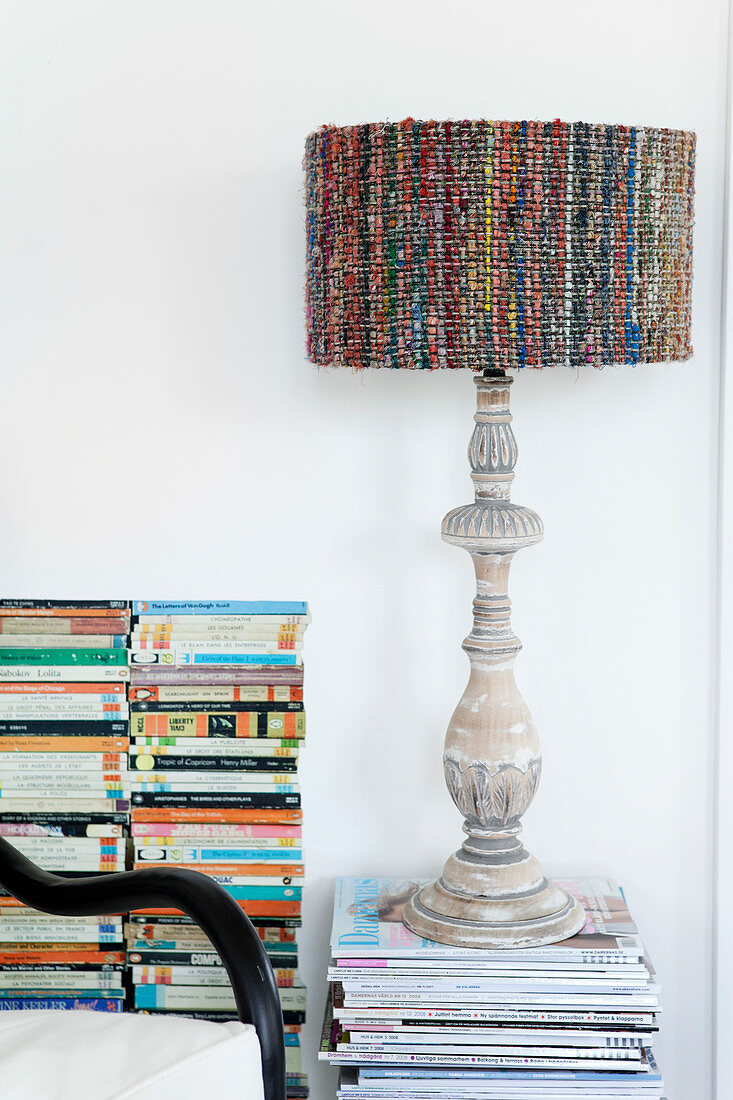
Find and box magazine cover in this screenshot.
[331,877,639,959]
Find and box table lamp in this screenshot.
[304,119,695,948]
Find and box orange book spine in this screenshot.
[131,808,302,825]
[133,863,304,877]
[134,900,301,917]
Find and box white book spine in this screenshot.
[0,668,129,682]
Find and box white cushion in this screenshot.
[0,1010,265,1099]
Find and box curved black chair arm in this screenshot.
[0,836,285,1100]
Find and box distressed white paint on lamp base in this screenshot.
[402,371,585,949]
[403,837,586,948]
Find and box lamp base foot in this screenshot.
[403,842,586,949]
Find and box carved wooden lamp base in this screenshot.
[403,839,585,949]
[402,370,586,949]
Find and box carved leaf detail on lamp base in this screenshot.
[444,759,542,833]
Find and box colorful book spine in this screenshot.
[0,649,128,666]
[130,712,305,738]
[130,651,301,667]
[133,602,308,616]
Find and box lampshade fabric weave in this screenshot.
[304,119,695,371]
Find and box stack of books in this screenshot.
[321,876,665,1100]
[0,599,131,1014]
[126,599,309,1099]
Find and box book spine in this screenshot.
[0,667,130,682]
[5,837,125,851]
[0,861,126,875]
[137,1007,305,1025]
[131,965,299,986]
[133,632,302,646]
[133,901,301,918]
[0,821,126,836]
[135,847,303,863]
[0,812,128,825]
[0,635,127,649]
[133,984,306,1009]
[130,756,296,772]
[0,723,129,737]
[0,601,128,612]
[128,778,297,792]
[135,835,300,849]
[0,682,127,695]
[0,753,127,770]
[131,740,298,755]
[132,615,308,627]
[0,931,123,944]
[130,713,305,738]
[131,792,301,808]
[130,651,301,667]
[0,737,129,752]
[131,948,298,967]
[133,867,303,883]
[130,669,303,686]
[0,914,121,927]
[130,823,302,838]
[132,601,308,616]
[0,951,126,965]
[132,638,302,652]
[0,618,129,634]
[0,963,124,973]
[0,649,128,666]
[130,806,302,823]
[0,799,130,813]
[126,914,300,931]
[0,998,124,1011]
[0,702,128,714]
[0,702,128,715]
[130,700,303,713]
[0,989,125,999]
[0,974,124,990]
[0,777,127,793]
[129,685,302,702]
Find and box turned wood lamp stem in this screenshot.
[402,370,586,948]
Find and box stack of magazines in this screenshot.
[126,599,309,1099]
[321,876,664,1099]
[0,599,131,1013]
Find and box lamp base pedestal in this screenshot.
[403,836,585,949]
[402,370,586,950]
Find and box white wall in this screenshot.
[0,1,728,1095]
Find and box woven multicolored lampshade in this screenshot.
[304,119,696,371]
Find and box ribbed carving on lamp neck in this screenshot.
[470,375,517,500]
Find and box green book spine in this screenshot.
[0,649,128,666]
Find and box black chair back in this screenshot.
[0,837,286,1100]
